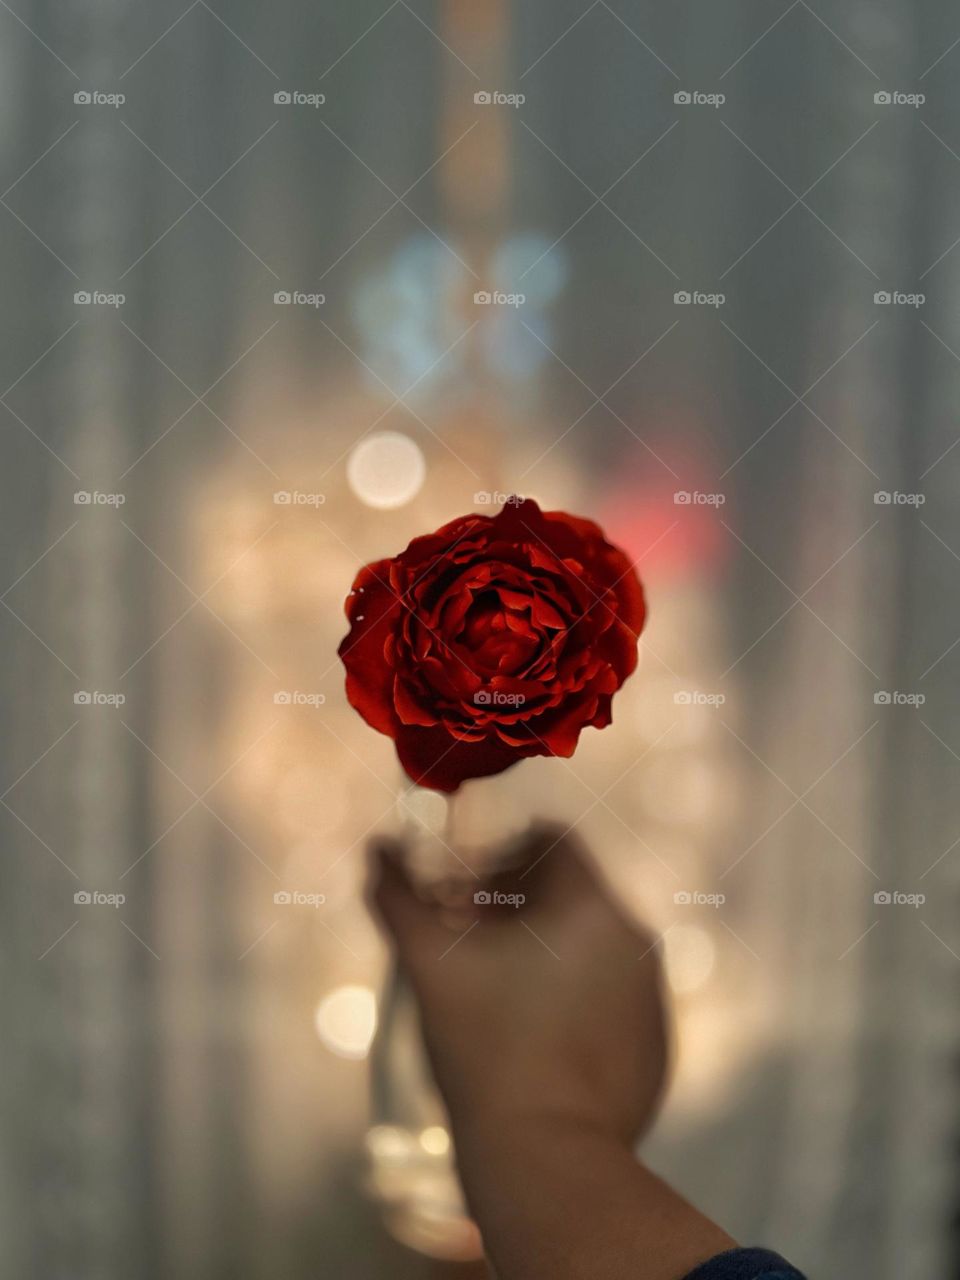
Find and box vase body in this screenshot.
[365,782,528,1261]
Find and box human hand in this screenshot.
[369,824,669,1147]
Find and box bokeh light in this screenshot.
[419,1126,451,1156]
[314,985,378,1060]
[347,432,426,509]
[664,925,717,995]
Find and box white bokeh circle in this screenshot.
[347,431,426,509]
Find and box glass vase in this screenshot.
[365,780,529,1262]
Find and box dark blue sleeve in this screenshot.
[683,1246,806,1280]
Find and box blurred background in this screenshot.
[1,1,958,1277]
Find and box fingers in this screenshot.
[367,823,621,954]
[491,824,651,954]
[504,822,603,907]
[366,837,446,963]
[366,836,418,937]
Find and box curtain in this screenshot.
[1,2,955,1277]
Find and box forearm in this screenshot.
[452,1110,735,1280]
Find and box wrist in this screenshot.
[450,1098,630,1164]
[436,1056,648,1152]
[447,1105,735,1280]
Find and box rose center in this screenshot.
[460,589,540,677]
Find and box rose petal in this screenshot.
[338,560,403,736]
[394,724,527,792]
[393,676,439,727]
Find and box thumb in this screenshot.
[367,837,443,963]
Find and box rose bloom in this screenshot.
[338,499,646,792]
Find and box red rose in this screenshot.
[338,499,646,792]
